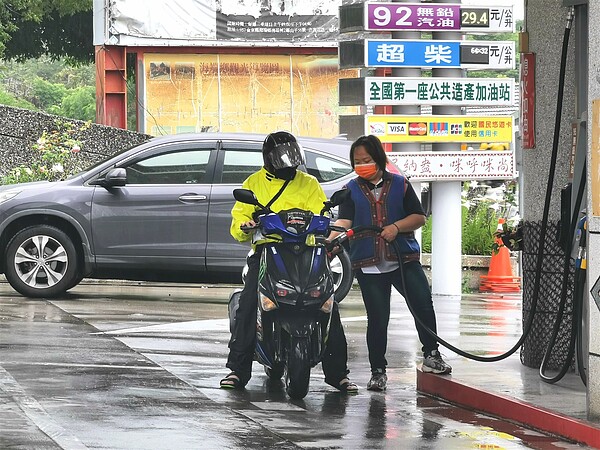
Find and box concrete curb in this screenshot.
[417,369,600,449]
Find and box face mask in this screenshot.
[274,167,297,180]
[354,163,378,179]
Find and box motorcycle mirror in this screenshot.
[233,188,262,207]
[328,188,350,207]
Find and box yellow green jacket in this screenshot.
[230,167,327,244]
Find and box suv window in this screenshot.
[304,151,353,183]
[220,150,263,184]
[126,150,211,184]
[219,148,353,184]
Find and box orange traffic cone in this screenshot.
[480,219,521,292]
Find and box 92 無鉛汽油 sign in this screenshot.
[365,3,514,33]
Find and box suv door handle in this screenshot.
[179,194,207,202]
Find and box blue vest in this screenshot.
[347,174,420,269]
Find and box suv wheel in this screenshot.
[5,225,79,298]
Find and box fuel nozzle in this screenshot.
[566,6,575,29]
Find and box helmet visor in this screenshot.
[266,142,305,170]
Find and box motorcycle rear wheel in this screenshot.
[264,362,285,380]
[285,337,311,399]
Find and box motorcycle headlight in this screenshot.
[0,189,21,204]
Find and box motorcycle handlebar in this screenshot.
[327,225,383,250]
[240,223,259,232]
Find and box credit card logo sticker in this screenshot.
[387,122,407,134]
[429,122,449,136]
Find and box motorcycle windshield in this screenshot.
[261,209,330,242]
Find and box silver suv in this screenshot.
[0,133,357,298]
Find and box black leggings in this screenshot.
[355,261,438,372]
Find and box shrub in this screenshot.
[421,180,519,255]
[1,119,89,185]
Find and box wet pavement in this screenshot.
[0,279,594,449]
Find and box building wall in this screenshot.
[140,53,358,138]
[586,0,600,422]
[523,0,576,222]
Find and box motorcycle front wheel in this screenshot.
[330,248,353,302]
[285,336,311,399]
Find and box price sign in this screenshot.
[365,3,514,33]
[461,8,490,27]
[365,39,515,70]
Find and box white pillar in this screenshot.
[431,180,463,295]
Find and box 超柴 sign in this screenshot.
[367,115,514,143]
[365,39,515,69]
[365,77,515,106]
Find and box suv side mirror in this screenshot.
[100,168,127,188]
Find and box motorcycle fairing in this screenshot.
[260,243,334,307]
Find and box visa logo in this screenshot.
[387,122,407,134]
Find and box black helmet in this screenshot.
[262,131,305,178]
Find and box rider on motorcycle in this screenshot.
[220,131,358,393]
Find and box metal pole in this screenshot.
[392,0,423,244]
[430,0,463,296]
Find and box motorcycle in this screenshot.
[228,188,350,399]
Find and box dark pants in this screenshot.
[355,261,438,373]
[226,247,350,385]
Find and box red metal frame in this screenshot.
[95,46,127,129]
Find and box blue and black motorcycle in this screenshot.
[228,188,351,399]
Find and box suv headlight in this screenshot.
[0,189,21,204]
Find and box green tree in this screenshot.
[0,83,35,108]
[0,1,93,62]
[57,85,96,121]
[32,77,67,109]
[0,57,96,120]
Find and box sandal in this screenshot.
[220,372,244,390]
[327,377,359,394]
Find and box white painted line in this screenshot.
[98,318,230,335]
[2,362,163,370]
[0,365,88,450]
[250,402,306,411]
[97,314,410,336]
[341,313,405,323]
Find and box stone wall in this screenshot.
[0,105,151,178]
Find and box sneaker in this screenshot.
[367,369,387,391]
[422,350,452,374]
